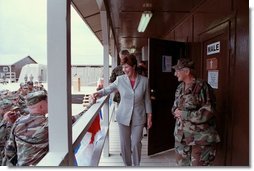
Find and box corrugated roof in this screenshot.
[0,55,36,66]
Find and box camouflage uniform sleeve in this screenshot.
[181,82,215,124]
[4,124,17,165]
[171,84,182,115]
[0,120,8,139]
[109,68,117,83]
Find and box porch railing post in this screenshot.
[47,0,74,165]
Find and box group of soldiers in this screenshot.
[0,81,46,166]
[0,79,99,166]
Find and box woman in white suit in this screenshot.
[91,54,152,166]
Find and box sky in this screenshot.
[0,0,110,65]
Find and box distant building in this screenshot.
[19,64,47,83]
[71,65,112,86]
[0,55,37,82]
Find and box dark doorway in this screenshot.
[148,38,187,155]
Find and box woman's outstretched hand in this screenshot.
[90,92,100,102]
[147,113,152,129]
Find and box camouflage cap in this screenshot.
[172,58,194,70]
[11,105,20,111]
[20,82,28,88]
[0,89,9,96]
[5,94,19,101]
[0,99,13,110]
[26,91,47,106]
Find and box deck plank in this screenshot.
[99,114,176,167]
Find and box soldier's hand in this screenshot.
[174,108,182,119]
[3,111,18,123]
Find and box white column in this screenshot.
[111,43,116,69]
[101,10,110,157]
[101,13,109,87]
[47,0,74,165]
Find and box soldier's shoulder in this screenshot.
[194,79,208,87]
[14,114,29,125]
[112,65,122,71]
[177,82,184,89]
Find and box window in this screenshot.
[3,66,8,72]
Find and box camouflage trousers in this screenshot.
[175,141,217,166]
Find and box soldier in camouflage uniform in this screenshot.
[0,90,9,101]
[171,58,220,166]
[17,83,30,115]
[0,105,20,166]
[0,99,14,165]
[0,99,13,122]
[4,91,48,166]
[27,81,36,93]
[109,49,130,104]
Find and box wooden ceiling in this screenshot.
[72,0,204,57]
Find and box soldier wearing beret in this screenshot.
[4,91,48,166]
[171,58,220,166]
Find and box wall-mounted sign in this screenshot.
[162,55,172,72]
[206,58,218,70]
[208,70,219,89]
[207,41,220,55]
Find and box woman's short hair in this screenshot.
[122,54,137,68]
[119,49,130,56]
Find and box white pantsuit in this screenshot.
[98,74,152,166]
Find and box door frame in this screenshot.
[198,18,236,165]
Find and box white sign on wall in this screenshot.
[162,55,172,72]
[208,70,219,89]
[207,41,220,55]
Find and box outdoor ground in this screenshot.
[1,82,97,116]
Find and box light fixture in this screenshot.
[130,46,136,53]
[137,11,153,32]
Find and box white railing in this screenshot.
[37,95,111,166]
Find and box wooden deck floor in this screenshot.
[98,116,177,167]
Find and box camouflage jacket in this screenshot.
[171,79,220,145]
[0,120,16,166]
[17,95,29,115]
[109,65,124,103]
[4,113,48,166]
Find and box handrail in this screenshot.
[37,95,110,166]
[72,96,109,148]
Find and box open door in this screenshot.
[148,38,187,155]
